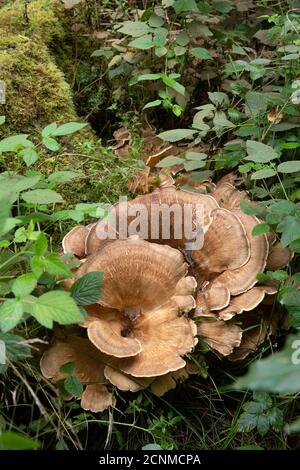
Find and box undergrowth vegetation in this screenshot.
[0,0,299,451]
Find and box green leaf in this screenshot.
[235,334,300,393]
[161,76,185,96]
[245,140,278,163]
[251,168,277,180]
[63,375,83,397]
[156,156,185,167]
[277,215,300,247]
[269,200,295,214]
[173,0,197,13]
[34,233,48,255]
[129,35,154,50]
[60,361,75,374]
[149,14,164,28]
[0,174,40,194]
[22,189,64,205]
[143,100,162,110]
[245,91,268,117]
[252,223,270,236]
[48,171,81,185]
[71,272,103,306]
[191,47,212,60]
[213,1,234,13]
[155,47,167,57]
[118,21,150,37]
[52,122,87,136]
[132,73,161,84]
[0,340,5,364]
[184,160,206,171]
[42,136,60,152]
[30,291,84,328]
[0,299,23,332]
[185,152,207,161]
[277,161,300,173]
[0,116,5,125]
[175,31,189,46]
[12,274,37,298]
[0,135,32,153]
[0,332,30,361]
[240,199,265,217]
[0,432,40,450]
[43,253,72,277]
[158,129,195,142]
[20,147,39,166]
[41,122,58,137]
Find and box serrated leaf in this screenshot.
[158,129,195,142]
[0,299,23,332]
[22,189,64,205]
[30,291,84,328]
[235,334,300,393]
[277,215,300,247]
[71,272,103,305]
[64,375,83,397]
[252,223,270,236]
[245,140,278,163]
[43,253,72,277]
[11,274,37,298]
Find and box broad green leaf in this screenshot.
[0,135,32,153]
[63,375,83,397]
[132,73,161,84]
[42,136,60,151]
[71,272,103,305]
[245,140,278,163]
[0,340,5,364]
[245,91,268,117]
[191,47,212,60]
[213,1,234,13]
[43,253,72,277]
[153,28,168,47]
[173,0,197,13]
[48,171,81,185]
[161,75,185,96]
[208,92,229,107]
[143,100,161,110]
[156,156,185,167]
[20,147,39,166]
[240,199,265,217]
[0,332,30,361]
[252,223,270,236]
[269,200,295,214]
[175,31,189,46]
[52,122,87,136]
[34,233,48,256]
[0,299,23,332]
[0,175,40,194]
[60,362,75,374]
[251,169,277,180]
[158,129,195,142]
[280,290,300,329]
[155,47,167,57]
[149,14,164,28]
[0,432,40,450]
[11,274,37,298]
[41,122,58,137]
[30,291,84,328]
[277,215,300,247]
[235,334,300,393]
[22,189,64,205]
[0,116,5,125]
[185,152,207,160]
[184,160,206,171]
[118,21,150,37]
[174,45,186,56]
[277,161,300,173]
[129,35,154,50]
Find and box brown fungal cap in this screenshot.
[76,238,189,313]
[192,208,250,282]
[62,225,90,258]
[195,285,230,315]
[197,314,242,356]
[211,210,269,295]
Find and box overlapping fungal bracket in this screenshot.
[42,175,291,412]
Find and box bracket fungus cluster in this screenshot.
[41,176,291,412]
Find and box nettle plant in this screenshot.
[92,0,236,115]
[0,119,104,379]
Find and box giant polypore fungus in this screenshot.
[41,174,291,412]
